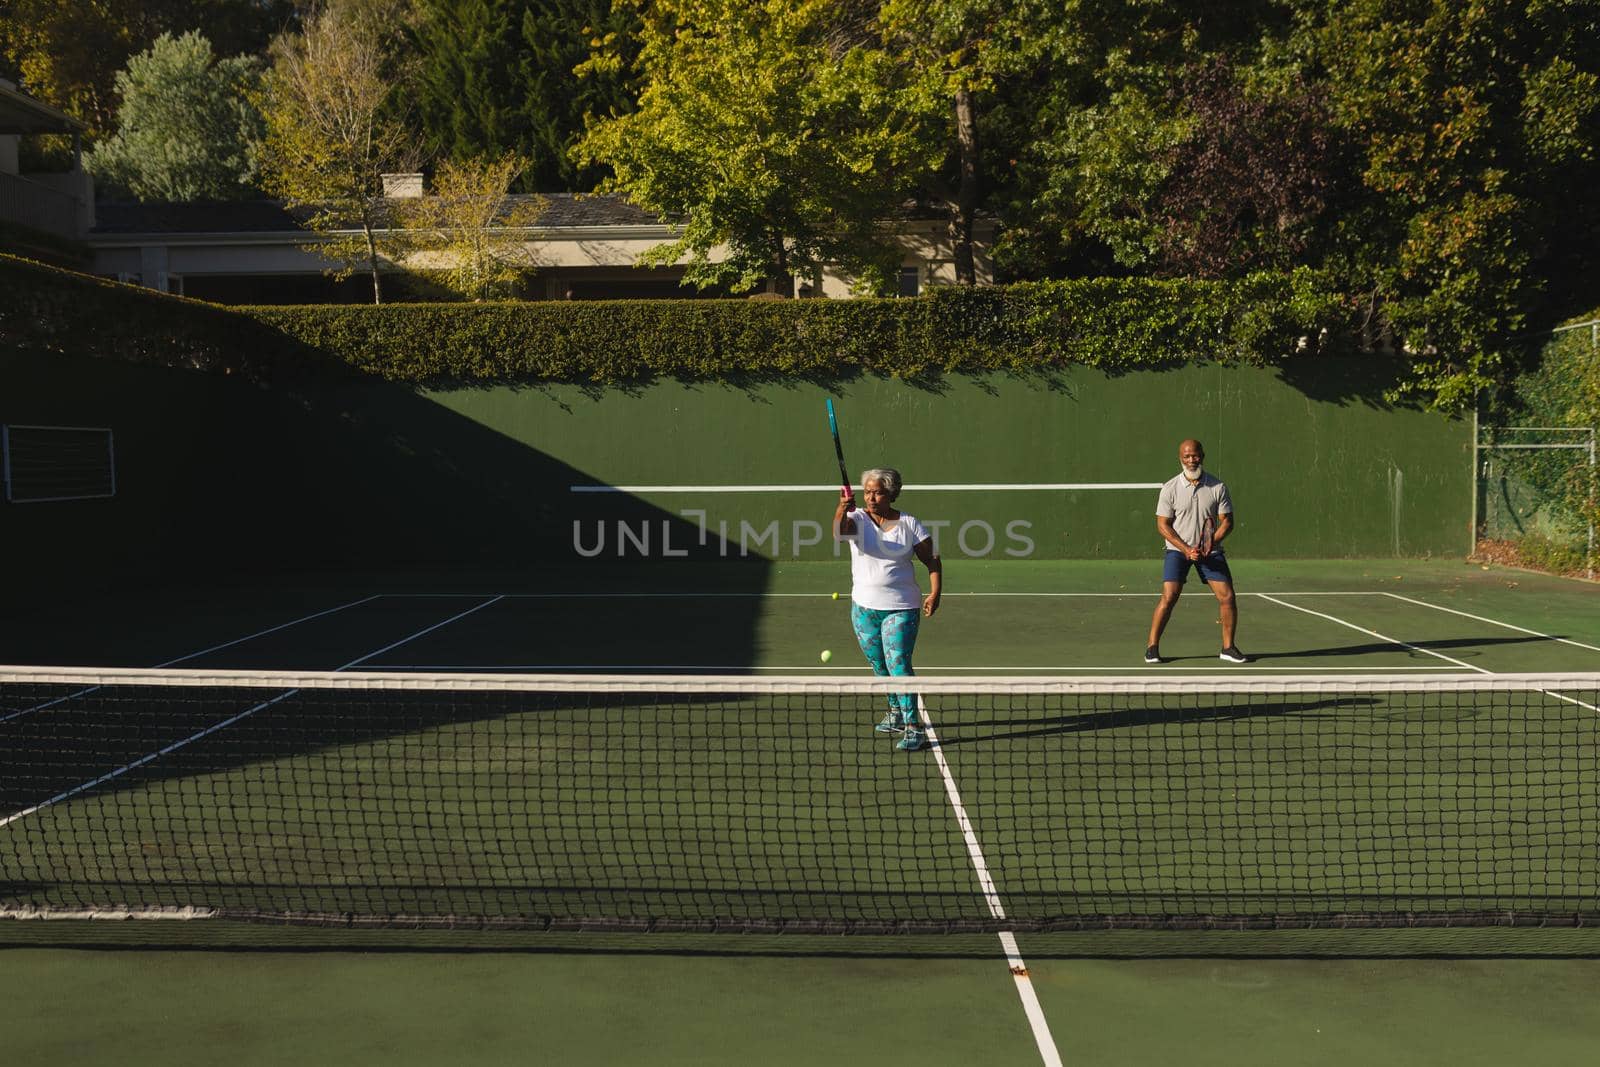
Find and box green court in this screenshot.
[5,558,1597,674]
[4,558,1599,1064]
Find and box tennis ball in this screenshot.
[819,649,833,663]
[831,591,839,600]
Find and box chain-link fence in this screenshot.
[1474,425,1595,578]
[1477,318,1600,579]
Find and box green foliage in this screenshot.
[0,253,314,379]
[575,0,946,295]
[391,156,548,300]
[1301,0,1600,410]
[0,252,1345,387]
[410,0,639,191]
[0,0,295,142]
[255,0,420,303]
[958,0,1600,410]
[1510,316,1600,569]
[1515,319,1600,433]
[86,32,265,202]
[1514,532,1589,576]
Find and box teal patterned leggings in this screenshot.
[850,603,921,717]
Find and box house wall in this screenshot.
[87,222,993,302]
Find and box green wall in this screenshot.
[419,359,1470,561]
[0,352,1469,579]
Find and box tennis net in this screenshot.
[3,667,1598,932]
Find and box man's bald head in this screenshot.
[1179,439,1205,477]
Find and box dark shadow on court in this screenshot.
[932,696,1376,747]
[1,332,771,667]
[0,298,793,926]
[1244,633,1564,661]
[5,927,1600,960]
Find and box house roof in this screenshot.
[91,193,666,235]
[0,79,83,135]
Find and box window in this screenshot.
[896,266,920,298]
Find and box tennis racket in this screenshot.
[825,398,852,496]
[1198,515,1215,558]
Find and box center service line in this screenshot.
[917,695,1064,1067]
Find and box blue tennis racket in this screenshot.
[825,398,852,495]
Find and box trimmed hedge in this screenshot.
[2,252,1348,385]
[0,253,299,379]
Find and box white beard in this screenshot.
[1183,465,1204,479]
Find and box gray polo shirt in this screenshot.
[1156,471,1232,553]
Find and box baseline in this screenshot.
[378,590,1385,599]
[367,663,1461,673]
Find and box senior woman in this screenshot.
[833,467,942,751]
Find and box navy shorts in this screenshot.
[1163,549,1233,587]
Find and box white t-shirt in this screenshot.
[838,511,931,611]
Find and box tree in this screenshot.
[969,0,1298,280]
[256,0,419,303]
[86,32,265,202]
[1057,55,1349,280]
[518,0,641,190]
[956,0,1600,408]
[575,0,945,296]
[875,0,1048,285]
[392,155,548,299]
[1303,0,1600,409]
[410,0,639,191]
[0,0,296,143]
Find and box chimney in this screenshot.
[381,172,424,198]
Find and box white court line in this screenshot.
[371,663,1461,673]
[0,689,303,829]
[1256,594,1488,673]
[918,695,1063,1067]
[0,594,384,725]
[0,596,505,828]
[571,482,1158,493]
[150,594,388,668]
[337,596,505,669]
[999,932,1064,1067]
[1381,592,1600,656]
[1260,595,1600,712]
[378,590,1385,599]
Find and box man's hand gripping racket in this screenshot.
[1197,516,1215,559]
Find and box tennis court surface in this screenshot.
[5,558,1600,1065]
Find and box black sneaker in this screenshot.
[1144,645,1162,664]
[1219,646,1250,663]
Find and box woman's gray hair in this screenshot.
[860,467,903,498]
